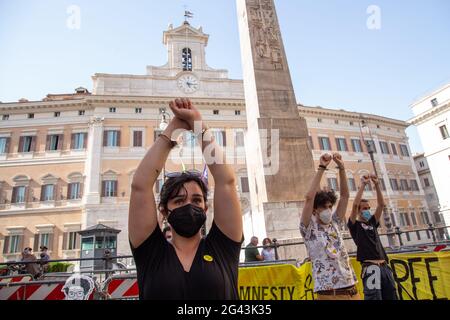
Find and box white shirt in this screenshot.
[300,213,357,292]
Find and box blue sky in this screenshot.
[1,0,450,154]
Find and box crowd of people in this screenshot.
[126,98,399,301]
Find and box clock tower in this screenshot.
[92,21,244,99]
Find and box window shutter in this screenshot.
[25,186,30,203]
[79,183,84,199]
[62,232,68,250]
[46,135,51,151]
[113,181,118,197]
[18,137,24,153]
[30,136,37,152]
[319,138,324,150]
[222,131,226,146]
[48,233,54,251]
[83,133,88,149]
[58,134,64,150]
[53,184,57,200]
[101,181,106,197]
[11,187,17,204]
[17,235,23,253]
[40,185,45,201]
[335,138,340,151]
[67,183,72,200]
[5,137,10,154]
[71,134,76,149]
[117,131,121,147]
[34,234,40,251]
[75,233,81,249]
[3,236,10,254]
[103,131,108,147]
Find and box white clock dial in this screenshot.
[177,74,199,93]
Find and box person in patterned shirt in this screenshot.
[299,153,360,300]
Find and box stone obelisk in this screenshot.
[237,0,315,248]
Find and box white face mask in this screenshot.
[319,209,333,224]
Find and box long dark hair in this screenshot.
[158,174,208,214]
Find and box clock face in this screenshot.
[177,74,199,93]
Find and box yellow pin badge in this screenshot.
[203,255,214,262]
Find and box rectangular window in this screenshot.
[335,138,348,152]
[389,179,399,191]
[8,235,21,254]
[20,136,35,153]
[379,141,390,154]
[410,212,417,226]
[213,110,219,115]
[39,233,50,248]
[406,232,411,242]
[235,110,241,116]
[68,183,82,200]
[348,178,357,191]
[12,186,26,203]
[364,183,372,192]
[390,213,397,227]
[351,139,363,152]
[135,108,142,114]
[0,137,9,154]
[400,179,410,191]
[78,110,85,116]
[391,143,398,155]
[212,130,226,147]
[102,181,117,197]
[399,212,407,227]
[410,180,419,191]
[327,178,339,191]
[379,178,387,191]
[439,125,449,140]
[41,185,55,201]
[54,112,60,117]
[104,131,120,147]
[416,231,421,241]
[349,122,354,126]
[400,144,410,157]
[46,134,62,151]
[317,118,322,123]
[2,114,9,120]
[28,113,34,119]
[424,178,430,187]
[319,137,331,151]
[334,120,339,125]
[109,107,116,113]
[67,232,79,250]
[133,131,143,147]
[421,212,430,225]
[240,177,250,193]
[72,133,87,150]
[433,212,442,223]
[235,131,245,147]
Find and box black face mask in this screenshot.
[167,204,206,238]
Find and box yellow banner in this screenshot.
[238,252,450,300]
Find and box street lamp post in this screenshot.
[360,117,397,247]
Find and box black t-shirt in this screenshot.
[347,216,388,263]
[131,221,243,300]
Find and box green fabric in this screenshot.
[245,244,260,262]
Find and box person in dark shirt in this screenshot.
[129,98,243,300]
[244,237,263,262]
[348,174,398,300]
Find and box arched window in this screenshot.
[182,48,192,71]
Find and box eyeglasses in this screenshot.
[165,170,202,179]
